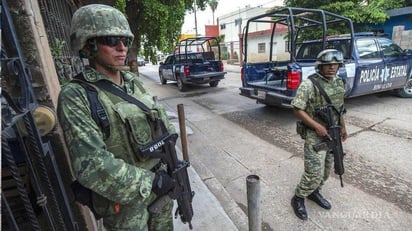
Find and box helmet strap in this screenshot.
[92,55,130,72]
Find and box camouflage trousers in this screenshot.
[103,194,174,231]
[295,131,333,198]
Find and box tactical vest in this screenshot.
[72,74,167,168]
[309,73,345,125]
[71,74,173,218]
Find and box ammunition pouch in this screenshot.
[296,121,307,139]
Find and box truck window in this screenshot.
[165,56,174,64]
[378,38,403,58]
[356,38,379,59]
[296,42,322,59]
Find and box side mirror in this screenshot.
[403,49,412,56]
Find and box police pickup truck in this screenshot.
[159,36,226,91]
[239,7,412,108]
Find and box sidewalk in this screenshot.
[172,149,240,230]
[169,114,242,231]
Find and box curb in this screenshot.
[188,155,249,231]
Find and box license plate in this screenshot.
[257,90,266,99]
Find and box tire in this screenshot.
[396,78,412,98]
[159,72,167,85]
[209,81,219,87]
[177,78,187,92]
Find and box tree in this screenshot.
[80,0,210,65]
[284,0,405,27]
[209,0,218,24]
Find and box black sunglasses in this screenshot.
[96,36,132,48]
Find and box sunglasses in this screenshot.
[96,36,132,48]
[319,51,343,62]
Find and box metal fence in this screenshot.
[1,1,80,230]
[38,0,83,83]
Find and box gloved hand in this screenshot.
[152,170,174,196]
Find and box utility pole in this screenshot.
[194,0,198,36]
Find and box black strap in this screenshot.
[73,74,111,139]
[93,78,172,139]
[308,76,332,104]
[308,75,346,124]
[93,80,151,113]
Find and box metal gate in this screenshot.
[1,1,78,230]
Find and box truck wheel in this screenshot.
[177,78,187,92]
[209,81,219,87]
[159,72,167,84]
[396,78,412,98]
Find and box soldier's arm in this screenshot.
[57,84,154,204]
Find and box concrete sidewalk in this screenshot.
[169,121,242,231]
[172,149,239,230]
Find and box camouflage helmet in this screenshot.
[70,4,134,52]
[315,49,343,69]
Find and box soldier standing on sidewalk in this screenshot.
[290,49,348,220]
[57,4,175,230]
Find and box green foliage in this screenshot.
[84,0,213,62]
[50,38,66,57]
[209,0,218,12]
[114,0,126,14]
[284,0,406,26]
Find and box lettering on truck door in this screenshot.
[352,38,385,96]
[378,38,411,90]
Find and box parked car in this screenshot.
[239,7,412,108]
[137,56,145,66]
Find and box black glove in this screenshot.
[152,170,174,196]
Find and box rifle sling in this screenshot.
[93,80,151,113]
[92,77,169,134]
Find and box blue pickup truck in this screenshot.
[159,37,226,91]
[239,7,412,108]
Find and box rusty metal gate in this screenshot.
[1,0,78,230]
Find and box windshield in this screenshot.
[296,39,351,60]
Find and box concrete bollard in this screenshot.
[247,175,261,231]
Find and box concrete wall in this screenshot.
[392,25,412,49]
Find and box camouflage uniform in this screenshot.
[58,4,176,230]
[59,4,179,229]
[291,73,345,198]
[58,67,175,230]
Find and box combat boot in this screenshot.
[291,195,308,220]
[307,189,331,209]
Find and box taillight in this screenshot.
[287,71,301,89]
[220,62,224,71]
[241,67,244,83]
[184,66,190,76]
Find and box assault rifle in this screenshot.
[313,105,345,187]
[140,128,195,229]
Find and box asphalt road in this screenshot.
[139,64,412,231]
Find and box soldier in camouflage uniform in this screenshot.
[57,4,175,230]
[290,49,348,220]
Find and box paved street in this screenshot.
[139,63,412,231]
